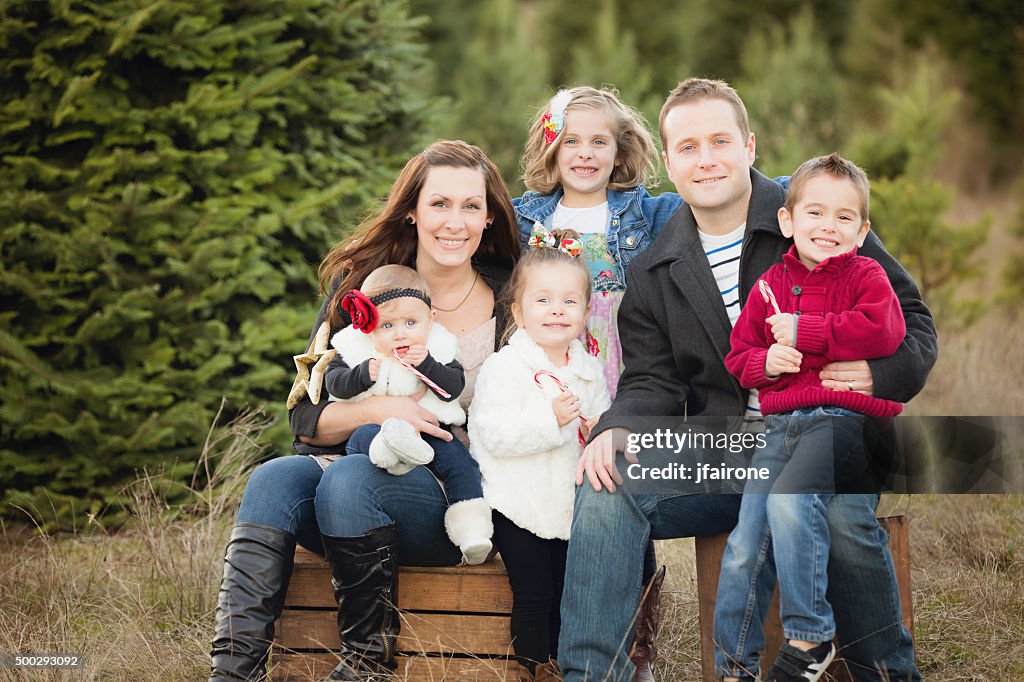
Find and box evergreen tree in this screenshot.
[849,55,989,323]
[0,0,434,528]
[736,7,844,177]
[443,0,548,189]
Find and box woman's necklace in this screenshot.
[431,269,480,313]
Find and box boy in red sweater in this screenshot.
[714,153,906,682]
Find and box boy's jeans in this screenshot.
[558,418,919,682]
[714,407,867,678]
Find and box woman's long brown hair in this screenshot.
[319,140,519,329]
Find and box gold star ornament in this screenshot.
[286,322,337,409]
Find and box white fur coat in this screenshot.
[329,323,466,426]
[468,329,611,539]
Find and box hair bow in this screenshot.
[340,290,378,333]
[541,89,572,145]
[528,222,583,258]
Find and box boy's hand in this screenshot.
[765,343,802,377]
[401,344,429,366]
[552,391,581,427]
[368,358,380,382]
[766,313,797,346]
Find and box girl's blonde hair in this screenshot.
[521,86,658,195]
[501,230,592,344]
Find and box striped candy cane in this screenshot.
[393,350,451,399]
[758,279,782,316]
[535,370,590,446]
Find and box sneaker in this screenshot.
[764,641,836,682]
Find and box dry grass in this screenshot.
[0,406,271,682]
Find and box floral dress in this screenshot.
[579,232,626,400]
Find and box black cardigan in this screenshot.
[289,261,512,455]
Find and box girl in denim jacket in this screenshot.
[513,86,680,681]
[513,86,682,403]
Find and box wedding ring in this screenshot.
[848,380,855,391]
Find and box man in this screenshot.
[557,78,935,681]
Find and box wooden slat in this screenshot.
[277,609,513,656]
[287,548,513,612]
[272,652,527,681]
[695,515,913,682]
[286,560,513,612]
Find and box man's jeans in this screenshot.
[558,464,919,681]
[714,408,869,678]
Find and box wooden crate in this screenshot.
[271,548,525,681]
[695,515,913,682]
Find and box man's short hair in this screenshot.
[658,78,751,149]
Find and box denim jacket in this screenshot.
[512,186,682,288]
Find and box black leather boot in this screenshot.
[320,525,400,681]
[210,523,295,681]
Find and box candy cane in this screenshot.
[393,350,451,399]
[535,370,590,445]
[758,279,782,316]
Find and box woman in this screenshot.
[210,140,519,681]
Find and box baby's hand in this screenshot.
[368,358,380,382]
[766,313,797,347]
[402,344,429,366]
[765,343,802,378]
[552,391,581,427]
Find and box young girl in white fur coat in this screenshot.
[469,238,610,676]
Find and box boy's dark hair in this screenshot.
[785,152,871,222]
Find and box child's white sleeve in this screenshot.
[469,355,571,458]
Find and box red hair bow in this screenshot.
[341,290,378,333]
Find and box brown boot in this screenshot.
[533,659,563,682]
[629,565,666,682]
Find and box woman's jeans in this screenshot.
[557,445,919,682]
[236,453,460,566]
[714,407,868,678]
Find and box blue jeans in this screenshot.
[346,424,484,505]
[236,451,461,567]
[314,453,461,566]
[235,454,326,553]
[558,480,919,681]
[714,408,868,678]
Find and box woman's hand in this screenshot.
[298,388,451,446]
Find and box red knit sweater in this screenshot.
[726,246,906,417]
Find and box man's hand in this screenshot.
[576,427,634,493]
[402,344,429,366]
[820,359,874,395]
[368,358,380,382]
[766,313,797,347]
[553,391,581,427]
[765,343,802,378]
